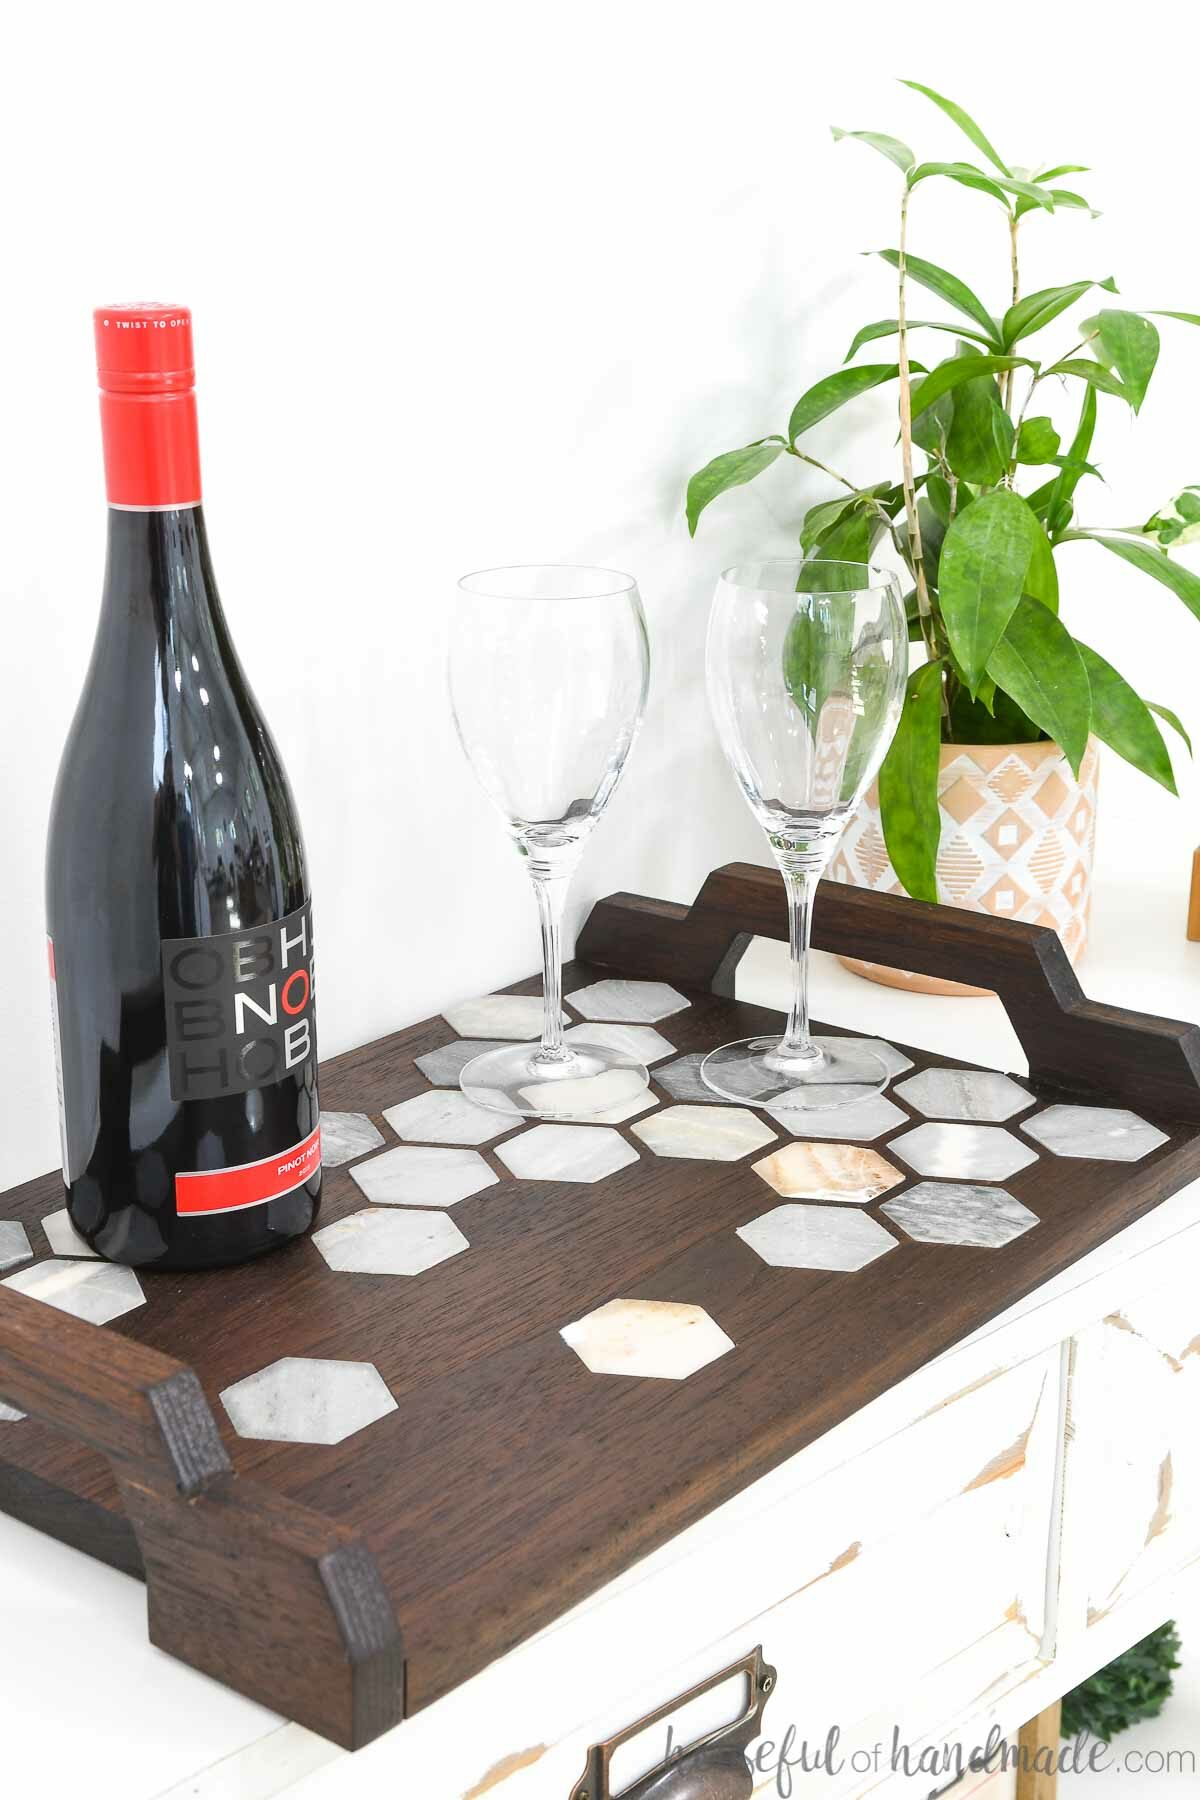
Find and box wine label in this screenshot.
[47,937,71,1181]
[162,900,316,1102]
[175,1123,322,1216]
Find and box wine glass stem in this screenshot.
[781,868,817,1061]
[531,869,572,1062]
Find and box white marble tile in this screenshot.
[565,979,690,1024]
[318,1111,386,1167]
[882,1181,1039,1248]
[0,1221,32,1272]
[41,1209,100,1259]
[828,1036,914,1078]
[441,994,567,1040]
[414,1040,509,1086]
[653,1054,741,1105]
[1,1259,145,1325]
[562,1021,675,1064]
[350,1145,498,1207]
[560,1298,734,1380]
[891,1122,1039,1181]
[384,1089,511,1146]
[765,1091,907,1141]
[632,1105,776,1161]
[0,1403,24,1423]
[312,1207,469,1275]
[220,1356,397,1445]
[497,1123,640,1183]
[894,1068,1033,1123]
[737,1203,899,1271]
[515,1067,657,1123]
[751,1141,903,1203]
[1023,1104,1170,1162]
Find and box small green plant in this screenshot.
[686,79,1199,900]
[1062,1621,1182,1742]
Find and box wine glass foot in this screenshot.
[700,1035,888,1108]
[460,1041,650,1119]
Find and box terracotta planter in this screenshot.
[830,738,1100,997]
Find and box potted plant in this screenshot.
[687,79,1198,993]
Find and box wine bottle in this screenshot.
[45,304,321,1269]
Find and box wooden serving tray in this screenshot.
[1,863,1199,1751]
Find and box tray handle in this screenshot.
[577,861,1200,1121]
[0,1285,403,1749]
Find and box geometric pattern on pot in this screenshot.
[1,1259,146,1326]
[564,978,690,1023]
[751,1141,904,1204]
[560,1297,734,1380]
[220,1357,398,1445]
[737,1203,899,1272]
[882,1181,1039,1248]
[893,1069,1033,1123]
[1022,1105,1170,1162]
[351,1146,498,1207]
[632,1105,777,1161]
[312,1208,469,1276]
[891,1122,1039,1181]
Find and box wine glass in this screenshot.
[702,559,907,1107]
[449,565,650,1118]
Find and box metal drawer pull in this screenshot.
[570,1645,776,1800]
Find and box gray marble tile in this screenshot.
[882,1181,1039,1248]
[414,1040,509,1087]
[565,978,690,1024]
[350,1145,498,1207]
[0,1403,24,1423]
[0,1221,33,1272]
[441,994,567,1040]
[751,1141,903,1203]
[497,1123,640,1183]
[632,1105,777,1161]
[384,1089,511,1146]
[894,1068,1033,1123]
[737,1204,899,1271]
[830,1037,914,1078]
[319,1111,386,1167]
[221,1356,397,1445]
[514,1068,657,1123]
[562,1021,675,1064]
[41,1209,99,1259]
[312,1207,469,1275]
[1,1259,145,1325]
[765,1091,908,1141]
[1023,1104,1170,1162]
[653,1054,741,1105]
[560,1298,734,1380]
[891,1122,1039,1181]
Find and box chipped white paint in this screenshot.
[565,978,690,1023]
[1,1258,145,1325]
[350,1145,498,1207]
[220,1357,397,1446]
[0,1220,32,1271]
[316,1111,385,1167]
[41,1208,99,1259]
[882,1181,1039,1248]
[751,1141,903,1203]
[383,1088,511,1146]
[894,1068,1033,1123]
[496,1123,640,1183]
[891,1122,1039,1181]
[632,1104,776,1161]
[764,1090,907,1141]
[441,994,566,1039]
[312,1207,469,1275]
[737,1203,899,1271]
[560,1297,734,1380]
[413,1039,510,1086]
[562,1021,675,1063]
[1024,1104,1169,1162]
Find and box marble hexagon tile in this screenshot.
[497,1124,640,1183]
[41,1209,99,1259]
[738,1204,899,1272]
[0,1403,24,1424]
[1023,1104,1170,1162]
[751,1141,904,1204]
[442,994,567,1040]
[313,1208,469,1276]
[0,1221,32,1272]
[414,1039,509,1087]
[653,1054,740,1106]
[565,978,690,1024]
[632,1105,777,1162]
[1,1259,145,1326]
[891,1122,1039,1182]
[384,1089,512,1147]
[563,1021,676,1064]
[893,1069,1033,1123]
[882,1181,1039,1249]
[825,1037,915,1079]
[513,1067,659,1125]
[221,1357,397,1446]
[351,1145,498,1207]
[560,1298,734,1380]
[318,1111,386,1167]
[764,1091,908,1141]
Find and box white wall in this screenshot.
[2,0,1198,1188]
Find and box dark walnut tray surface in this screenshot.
[1,863,1199,1749]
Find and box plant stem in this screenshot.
[786,445,858,494]
[896,186,942,684]
[1001,212,1021,412]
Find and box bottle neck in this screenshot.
[99,385,202,510]
[101,505,218,636]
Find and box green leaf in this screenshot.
[995,176,1056,213]
[1150,311,1200,328]
[1035,163,1090,182]
[843,317,994,361]
[878,659,944,902]
[686,438,786,536]
[832,127,915,174]
[875,251,1000,345]
[908,161,1010,204]
[1076,643,1176,792]
[799,485,892,555]
[908,353,1033,420]
[942,358,1011,485]
[1025,523,1059,613]
[1043,384,1098,529]
[1015,185,1095,220]
[788,365,909,445]
[1177,490,1200,524]
[925,473,953,526]
[1147,702,1192,755]
[1061,533,1200,626]
[900,79,1010,175]
[1002,277,1117,348]
[1047,359,1133,403]
[1091,310,1160,412]
[938,490,1044,690]
[1015,416,1061,464]
[986,596,1091,775]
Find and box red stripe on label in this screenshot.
[176,1124,322,1216]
